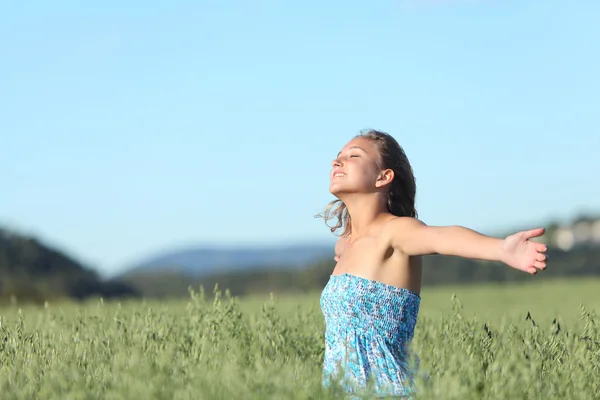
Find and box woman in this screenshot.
[318,129,547,398]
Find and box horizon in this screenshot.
[2,1,599,276]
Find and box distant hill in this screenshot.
[121,245,600,299]
[119,213,600,299]
[0,227,139,303]
[120,243,336,278]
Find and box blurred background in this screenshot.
[1,0,598,304]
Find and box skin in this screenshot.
[329,137,548,295]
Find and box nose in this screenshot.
[332,158,342,168]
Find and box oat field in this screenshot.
[0,278,599,399]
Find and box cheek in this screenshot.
[360,163,380,180]
[352,168,378,186]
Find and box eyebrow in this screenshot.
[337,145,367,158]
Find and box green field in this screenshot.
[0,278,599,399]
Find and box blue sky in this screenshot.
[1,1,598,276]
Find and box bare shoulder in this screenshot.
[381,217,430,250]
[382,216,427,233]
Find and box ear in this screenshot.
[375,169,394,188]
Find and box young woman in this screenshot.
[318,130,547,398]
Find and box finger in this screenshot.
[536,243,548,252]
[522,228,545,240]
[536,253,547,262]
[533,261,546,270]
[527,267,537,274]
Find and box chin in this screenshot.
[329,185,348,199]
[329,186,342,197]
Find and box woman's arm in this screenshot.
[386,217,548,274]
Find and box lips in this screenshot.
[332,170,346,178]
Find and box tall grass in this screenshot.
[0,279,598,399]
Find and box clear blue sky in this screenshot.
[1,1,598,276]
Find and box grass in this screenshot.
[0,277,598,399]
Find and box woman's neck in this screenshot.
[343,193,388,240]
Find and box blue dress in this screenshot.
[320,273,421,398]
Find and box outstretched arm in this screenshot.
[387,218,548,274]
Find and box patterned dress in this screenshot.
[320,273,421,398]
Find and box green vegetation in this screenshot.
[0,278,598,399]
[1,216,598,397]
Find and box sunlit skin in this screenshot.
[329,137,547,295]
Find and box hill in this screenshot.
[0,227,139,304]
[120,243,335,277]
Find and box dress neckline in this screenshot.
[330,273,421,299]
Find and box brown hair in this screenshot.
[316,129,417,237]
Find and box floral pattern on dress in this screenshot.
[320,273,421,399]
